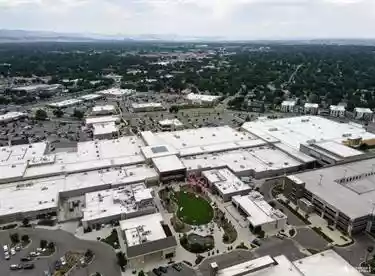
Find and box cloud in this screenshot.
[0,0,374,39]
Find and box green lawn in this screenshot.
[175,191,214,225]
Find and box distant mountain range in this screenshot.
[1,29,375,45]
[0,29,226,43]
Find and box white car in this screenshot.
[60,257,66,266]
[10,248,16,255]
[4,252,10,260]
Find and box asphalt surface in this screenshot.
[293,228,329,251]
[334,233,375,267]
[273,201,307,227]
[148,263,196,276]
[254,237,307,261]
[0,228,120,276]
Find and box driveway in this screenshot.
[0,228,120,276]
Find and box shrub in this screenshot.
[195,255,204,265]
[21,235,29,243]
[289,229,296,237]
[258,230,265,239]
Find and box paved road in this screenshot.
[147,263,195,276]
[335,233,375,267]
[0,228,120,276]
[254,237,307,262]
[293,228,329,251]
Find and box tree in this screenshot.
[21,235,29,243]
[47,241,55,250]
[116,251,127,268]
[53,109,64,118]
[223,233,229,242]
[40,239,48,249]
[35,109,48,121]
[72,109,84,120]
[22,218,30,227]
[138,271,146,276]
[10,233,19,244]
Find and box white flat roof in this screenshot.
[152,155,186,173]
[96,88,134,96]
[282,100,296,106]
[182,146,302,175]
[132,103,163,109]
[0,142,47,166]
[0,137,147,182]
[92,105,116,113]
[48,99,83,108]
[0,164,158,218]
[355,107,372,114]
[217,255,303,276]
[242,116,375,151]
[293,250,363,276]
[12,84,60,92]
[203,168,251,195]
[86,115,120,125]
[0,112,27,122]
[232,191,286,227]
[186,93,221,102]
[158,119,183,127]
[291,158,375,219]
[82,183,153,222]
[80,94,103,101]
[93,122,118,136]
[0,178,60,217]
[330,105,346,111]
[121,213,166,247]
[148,126,258,154]
[304,103,318,108]
[141,144,178,160]
[312,141,363,158]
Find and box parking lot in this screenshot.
[0,228,120,276]
[147,263,196,276]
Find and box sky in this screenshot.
[0,0,375,39]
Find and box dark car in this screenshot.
[23,263,35,269]
[21,256,32,262]
[152,268,162,276]
[159,266,167,273]
[172,263,182,271]
[54,260,61,269]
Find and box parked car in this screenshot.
[15,246,21,251]
[152,268,162,276]
[10,264,22,270]
[159,266,167,273]
[21,256,32,262]
[10,248,16,255]
[29,252,37,257]
[60,256,66,266]
[172,263,182,271]
[252,239,261,246]
[54,260,61,270]
[4,252,10,260]
[23,263,35,269]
